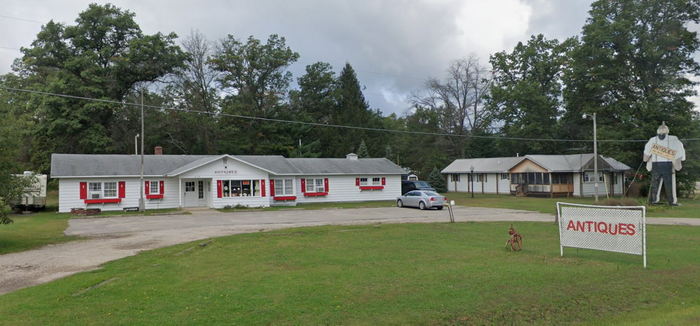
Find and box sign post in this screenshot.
[556,202,646,268]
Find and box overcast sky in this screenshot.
[1,0,600,115]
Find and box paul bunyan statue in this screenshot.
[643,122,686,205]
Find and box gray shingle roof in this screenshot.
[51,154,406,177]
[285,158,405,175]
[441,157,525,174]
[441,154,631,174]
[50,154,212,177]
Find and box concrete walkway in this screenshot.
[0,206,697,295]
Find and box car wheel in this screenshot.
[437,206,443,210]
[397,199,403,208]
[419,201,426,210]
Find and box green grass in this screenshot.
[448,192,700,218]
[0,222,698,325]
[218,200,395,212]
[0,212,78,255]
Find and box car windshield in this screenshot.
[415,181,430,188]
[423,191,440,196]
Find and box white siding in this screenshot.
[181,157,270,209]
[58,177,181,213]
[446,173,508,194]
[295,175,401,204]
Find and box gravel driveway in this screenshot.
[0,205,696,295]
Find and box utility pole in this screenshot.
[593,113,599,202]
[134,134,139,155]
[139,89,145,212]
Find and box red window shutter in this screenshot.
[216,180,222,198]
[261,180,266,197]
[300,178,306,193]
[270,179,276,196]
[381,177,386,185]
[159,181,164,195]
[79,182,87,199]
[324,178,329,192]
[355,178,360,186]
[145,181,150,195]
[118,181,126,198]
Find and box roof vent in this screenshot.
[154,146,163,155]
[346,153,358,160]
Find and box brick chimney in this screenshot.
[154,146,163,155]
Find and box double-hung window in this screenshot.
[149,180,159,194]
[88,182,117,199]
[274,179,294,196]
[305,178,325,193]
[359,178,368,186]
[372,177,381,185]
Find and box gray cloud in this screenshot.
[0,0,634,116]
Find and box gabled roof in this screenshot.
[441,154,631,174]
[50,154,406,178]
[441,157,525,174]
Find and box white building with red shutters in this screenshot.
[50,152,404,213]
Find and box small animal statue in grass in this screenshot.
[505,224,523,251]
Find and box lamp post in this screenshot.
[470,166,474,198]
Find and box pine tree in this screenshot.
[357,139,369,158]
[428,167,447,193]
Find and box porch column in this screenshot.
[178,177,182,208]
[549,172,553,198]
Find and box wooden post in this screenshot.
[550,172,553,198]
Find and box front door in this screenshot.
[183,180,208,207]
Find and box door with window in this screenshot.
[183,179,208,207]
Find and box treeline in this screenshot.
[1,1,699,195]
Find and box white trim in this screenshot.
[168,154,278,176]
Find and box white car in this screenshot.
[396,190,446,210]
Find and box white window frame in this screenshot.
[103,182,117,198]
[273,179,294,196]
[583,172,604,183]
[305,178,325,193]
[221,179,260,197]
[149,180,160,194]
[88,181,118,199]
[451,174,460,182]
[372,177,381,185]
[359,177,368,186]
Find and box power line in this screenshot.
[0,46,21,51]
[0,14,44,24]
[1,85,697,143]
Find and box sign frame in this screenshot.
[556,202,647,268]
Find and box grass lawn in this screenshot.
[219,200,395,212]
[448,192,700,218]
[0,222,698,325]
[0,212,78,255]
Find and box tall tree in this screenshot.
[15,3,186,170]
[331,63,384,157]
[0,80,35,224]
[289,62,338,157]
[162,31,220,154]
[489,34,576,155]
[412,55,492,158]
[562,0,700,168]
[210,34,299,154]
